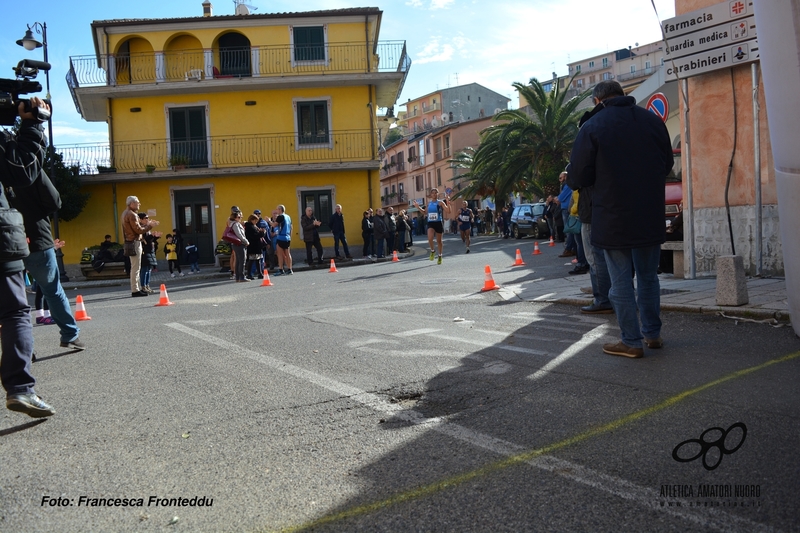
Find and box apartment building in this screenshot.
[399,83,509,134]
[60,3,409,264]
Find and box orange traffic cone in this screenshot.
[74,295,92,321]
[532,242,542,255]
[329,259,338,273]
[480,265,500,292]
[392,250,400,262]
[261,270,273,286]
[154,284,175,306]
[512,249,526,266]
[548,236,556,247]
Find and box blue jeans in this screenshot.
[140,265,152,288]
[333,232,350,257]
[603,245,662,348]
[562,211,576,251]
[581,223,610,307]
[0,271,36,396]
[24,248,80,344]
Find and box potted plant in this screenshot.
[408,155,416,163]
[145,164,156,174]
[97,165,116,173]
[169,154,190,169]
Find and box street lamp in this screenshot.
[17,22,68,281]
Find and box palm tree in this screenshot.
[455,76,590,206]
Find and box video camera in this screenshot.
[0,59,52,126]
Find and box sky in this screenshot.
[0,0,675,147]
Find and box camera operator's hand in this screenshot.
[18,97,49,122]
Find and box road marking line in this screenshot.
[394,328,442,337]
[428,333,549,356]
[273,347,800,533]
[528,324,609,381]
[168,323,796,533]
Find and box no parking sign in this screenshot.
[645,93,669,123]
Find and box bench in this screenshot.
[661,241,684,279]
[79,262,128,280]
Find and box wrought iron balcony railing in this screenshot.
[67,41,410,87]
[616,65,662,82]
[59,130,375,175]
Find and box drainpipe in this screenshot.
[753,0,800,335]
[368,86,376,207]
[364,16,371,74]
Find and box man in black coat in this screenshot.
[568,80,673,359]
[328,204,352,259]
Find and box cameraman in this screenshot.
[1,97,55,417]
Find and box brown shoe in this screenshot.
[645,337,663,349]
[603,342,644,358]
[558,250,576,258]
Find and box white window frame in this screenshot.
[289,24,329,68]
[292,96,333,150]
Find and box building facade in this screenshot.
[399,83,509,135]
[60,4,409,264]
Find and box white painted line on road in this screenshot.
[428,333,549,356]
[167,323,768,533]
[528,324,609,382]
[394,328,443,337]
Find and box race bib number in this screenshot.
[460,214,470,222]
[428,212,440,222]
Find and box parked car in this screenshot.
[666,149,682,223]
[509,203,549,239]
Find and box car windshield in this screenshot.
[533,204,545,216]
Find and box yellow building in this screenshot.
[62,3,410,264]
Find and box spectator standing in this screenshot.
[484,207,494,234]
[6,149,85,351]
[329,204,352,259]
[501,206,511,238]
[164,234,184,277]
[1,97,56,417]
[254,209,270,276]
[544,196,557,240]
[558,172,577,256]
[271,204,293,275]
[396,210,409,252]
[121,196,159,297]
[573,183,612,314]
[172,227,184,265]
[569,80,673,358]
[185,241,200,274]
[139,214,159,292]
[361,210,374,258]
[385,206,397,252]
[229,212,249,281]
[301,207,324,265]
[244,214,264,279]
[372,208,388,259]
[567,189,589,275]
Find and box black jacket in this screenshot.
[568,96,673,249]
[372,215,388,239]
[0,120,48,274]
[329,212,346,234]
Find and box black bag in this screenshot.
[123,240,136,256]
[0,207,30,262]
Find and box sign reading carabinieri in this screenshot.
[665,38,759,79]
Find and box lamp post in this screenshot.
[17,22,68,281]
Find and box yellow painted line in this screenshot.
[273,350,800,533]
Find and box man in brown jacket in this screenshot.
[121,196,159,297]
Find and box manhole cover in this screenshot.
[420,278,458,284]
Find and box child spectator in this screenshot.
[163,234,184,277]
[185,241,200,273]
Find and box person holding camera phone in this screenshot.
[1,97,57,417]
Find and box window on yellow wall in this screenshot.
[296,101,329,145]
[294,26,325,62]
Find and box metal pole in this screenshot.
[752,62,762,277]
[38,23,69,281]
[682,78,696,279]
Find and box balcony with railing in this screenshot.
[381,192,408,206]
[68,41,411,119]
[381,160,406,177]
[59,130,375,179]
[616,65,661,82]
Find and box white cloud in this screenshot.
[430,0,455,9]
[405,0,424,7]
[414,38,455,64]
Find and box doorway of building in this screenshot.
[174,189,214,265]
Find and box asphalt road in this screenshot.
[2,234,799,533]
